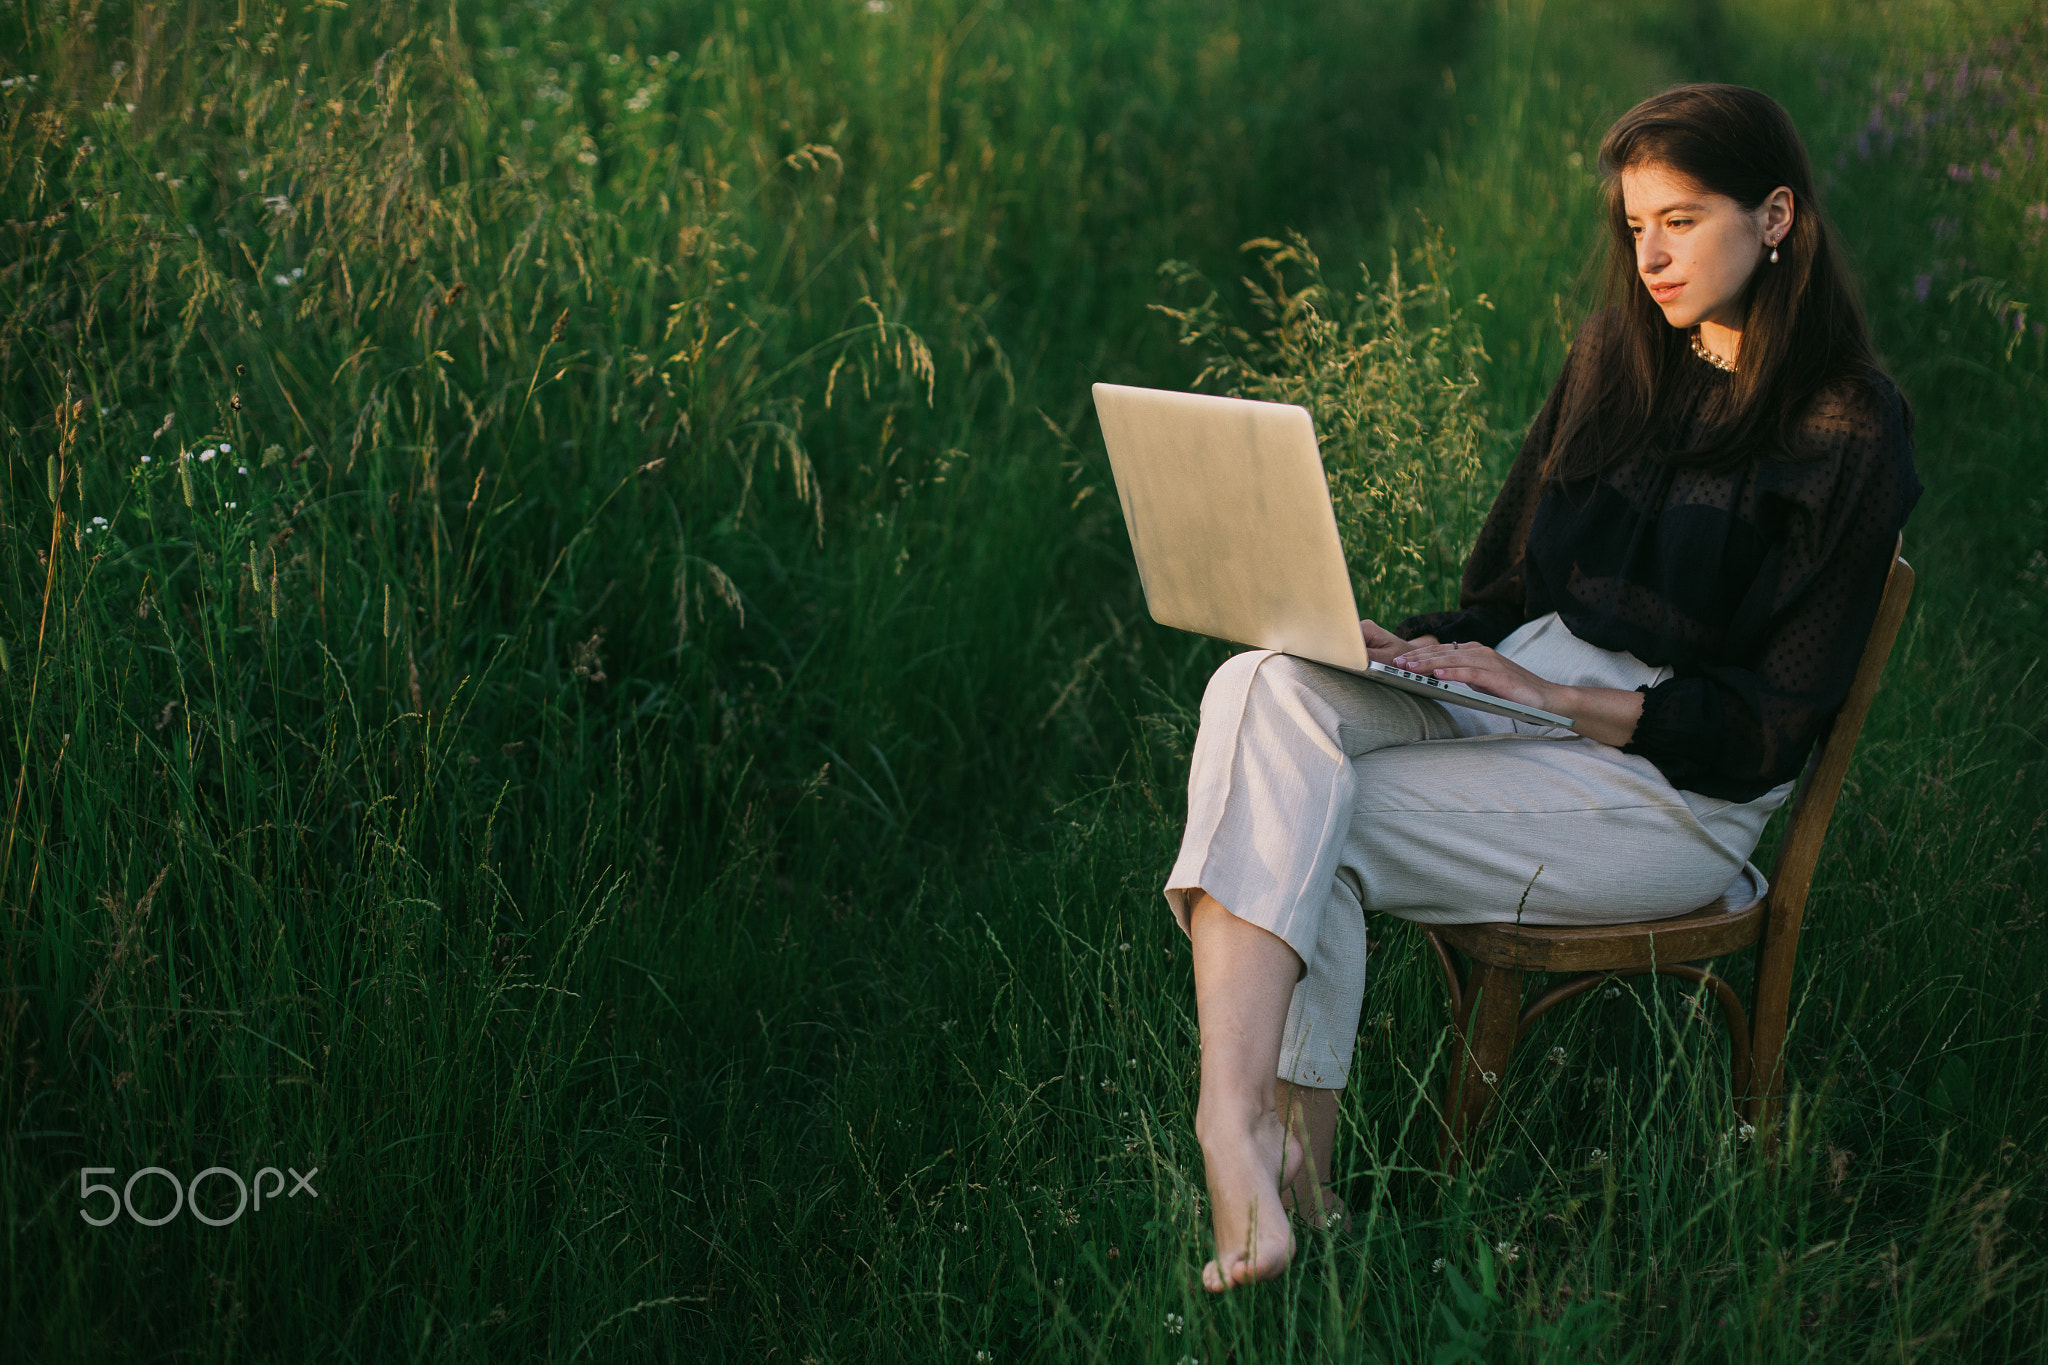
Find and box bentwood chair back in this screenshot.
[1425,538,1916,1171]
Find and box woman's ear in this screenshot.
[1762,186,1795,246]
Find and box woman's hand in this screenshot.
[1359,619,1434,666]
[1391,640,1647,747]
[1392,640,1561,713]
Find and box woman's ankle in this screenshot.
[1194,1095,1279,1146]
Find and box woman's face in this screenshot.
[1620,162,1792,333]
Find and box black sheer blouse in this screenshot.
[1397,329,1922,802]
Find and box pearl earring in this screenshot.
[1769,241,1780,264]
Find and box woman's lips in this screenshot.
[1648,280,1684,303]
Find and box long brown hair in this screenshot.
[1549,83,1881,480]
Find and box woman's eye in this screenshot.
[1667,218,1691,229]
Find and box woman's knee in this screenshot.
[1202,649,1327,714]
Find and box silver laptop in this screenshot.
[1092,382,1572,728]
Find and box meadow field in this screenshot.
[2,0,2045,1359]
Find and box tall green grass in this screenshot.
[2,0,2044,1360]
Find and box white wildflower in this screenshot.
[1547,1046,1566,1066]
[1495,1240,1520,1263]
[1738,1123,1757,1143]
[1164,1311,1185,1334]
[1431,1256,1446,1272]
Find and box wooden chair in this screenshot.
[1426,539,1915,1171]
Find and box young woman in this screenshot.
[1171,83,1922,1291]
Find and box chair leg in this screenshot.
[1747,956,1793,1132]
[1441,962,1522,1173]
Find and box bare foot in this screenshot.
[1197,1107,1300,1291]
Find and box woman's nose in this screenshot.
[1637,230,1671,275]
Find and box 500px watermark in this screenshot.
[78,1165,319,1227]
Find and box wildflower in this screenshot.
[866,0,891,10]
[1494,1240,1520,1263]
[1431,1257,1446,1272]
[225,501,238,509]
[1119,942,1131,952]
[199,448,215,461]
[665,50,680,62]
[974,1353,992,1364]
[1738,1123,1757,1143]
[1602,983,1621,999]
[1590,1148,1607,1163]
[1126,1058,1137,1069]
[111,61,127,75]
[607,52,622,64]
[577,151,599,165]
[238,466,248,475]
[520,119,537,133]
[220,442,231,452]
[274,274,292,286]
[140,455,151,463]
[1480,1070,1498,1085]
[1164,1312,1185,1334]
[953,1222,967,1233]
[1547,1046,1566,1066]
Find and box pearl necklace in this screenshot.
[1690,327,1736,373]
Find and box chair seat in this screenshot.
[1433,881,1767,974]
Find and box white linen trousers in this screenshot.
[1163,612,1793,1089]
